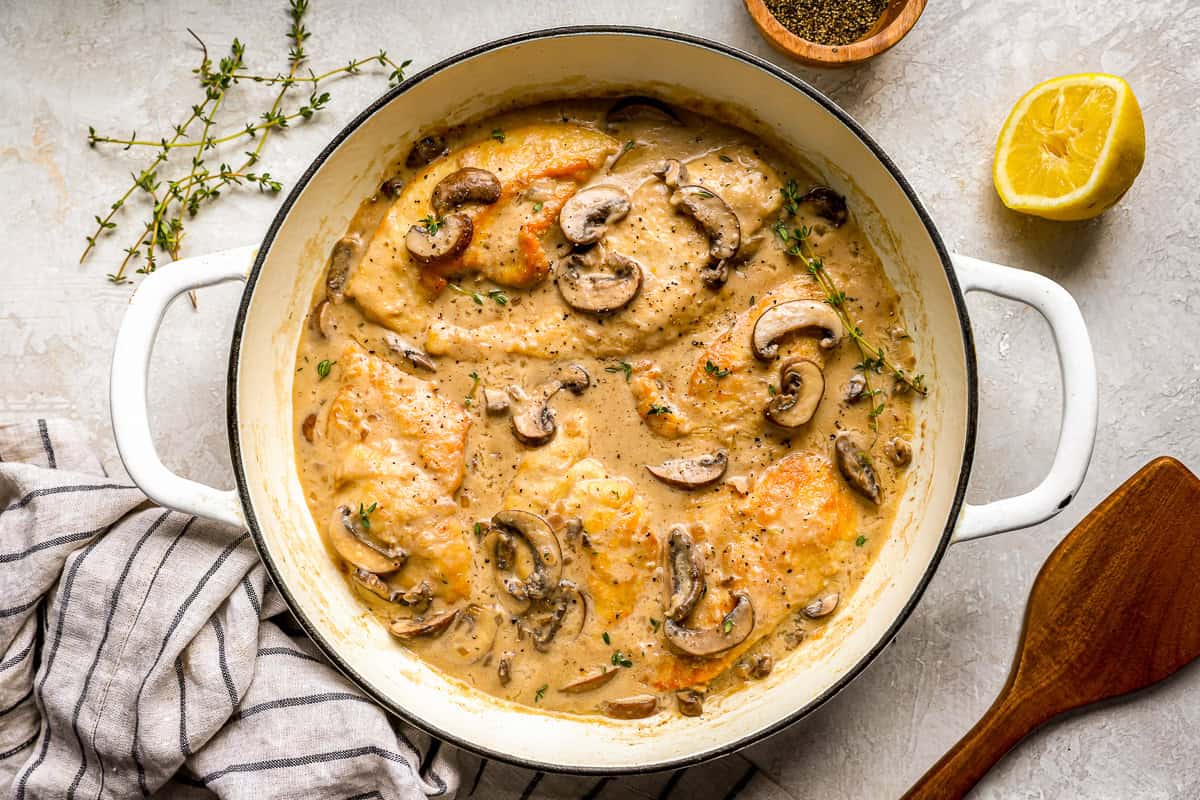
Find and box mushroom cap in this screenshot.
[651,158,689,189]
[406,134,447,168]
[558,185,632,245]
[331,505,407,574]
[430,167,502,214]
[405,213,473,264]
[600,694,661,720]
[389,608,459,639]
[510,365,591,446]
[664,591,755,658]
[605,96,680,127]
[764,358,825,428]
[801,185,848,227]
[382,332,436,372]
[751,299,845,361]
[664,526,705,622]
[555,248,643,314]
[326,236,360,301]
[803,592,840,619]
[645,451,728,490]
[834,432,882,504]
[491,510,563,601]
[675,689,704,717]
[671,184,742,264]
[559,668,618,694]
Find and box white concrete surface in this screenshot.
[1,1,1198,797]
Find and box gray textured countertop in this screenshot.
[2,1,1198,797]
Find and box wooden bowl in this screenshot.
[744,0,927,67]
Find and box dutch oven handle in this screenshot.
[950,254,1098,543]
[110,246,257,528]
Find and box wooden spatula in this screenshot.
[904,456,1200,800]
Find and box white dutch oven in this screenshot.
[110,28,1098,774]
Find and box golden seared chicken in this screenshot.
[292,97,921,721]
[319,344,473,600]
[424,145,784,359]
[346,124,620,333]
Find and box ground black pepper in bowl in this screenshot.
[764,0,889,46]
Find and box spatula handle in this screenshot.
[903,689,1048,800]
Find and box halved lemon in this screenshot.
[993,73,1145,221]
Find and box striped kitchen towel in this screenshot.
[0,419,779,800]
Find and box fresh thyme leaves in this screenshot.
[531,200,544,214]
[718,154,733,162]
[704,360,731,379]
[855,535,867,547]
[602,631,611,645]
[419,214,443,234]
[448,283,508,307]
[464,370,480,406]
[722,618,734,634]
[82,0,411,288]
[357,501,378,531]
[610,650,633,668]
[491,128,506,143]
[605,361,633,382]
[646,404,672,416]
[649,618,660,631]
[781,178,802,216]
[622,139,636,154]
[534,684,547,702]
[316,359,334,379]
[773,186,928,434]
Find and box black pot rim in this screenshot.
[226,24,977,777]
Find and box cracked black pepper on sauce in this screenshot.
[765,0,889,46]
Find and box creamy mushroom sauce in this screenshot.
[292,98,920,720]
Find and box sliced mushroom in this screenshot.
[670,185,741,288]
[556,247,643,313]
[601,694,660,720]
[349,567,391,601]
[558,185,631,245]
[834,432,881,504]
[804,593,840,619]
[522,589,572,651]
[491,510,563,602]
[751,299,845,361]
[845,372,867,403]
[497,651,514,685]
[336,505,408,569]
[886,437,913,467]
[382,332,436,372]
[389,608,459,639]
[406,134,447,168]
[431,167,502,214]
[326,236,360,301]
[483,387,510,415]
[646,451,728,490]
[675,689,704,717]
[764,358,824,428]
[745,652,774,679]
[310,299,336,338]
[510,364,590,446]
[559,668,618,694]
[300,413,317,444]
[800,186,848,227]
[443,604,501,665]
[664,591,755,658]
[605,96,680,126]
[379,176,405,198]
[664,526,705,623]
[651,158,689,190]
[406,213,472,264]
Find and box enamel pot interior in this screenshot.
[229,28,973,773]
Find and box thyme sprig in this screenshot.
[772,211,926,433]
[81,0,411,288]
